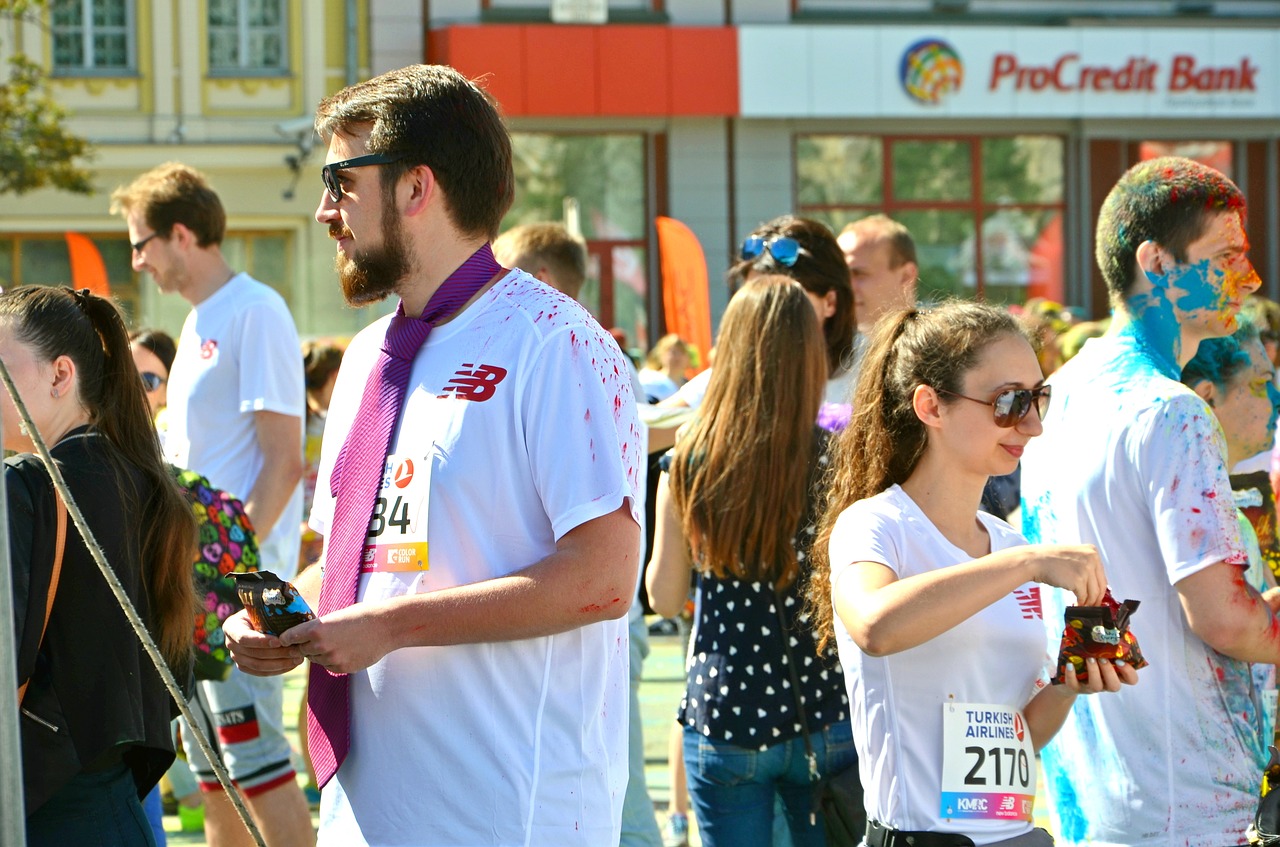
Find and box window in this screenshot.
[482,0,658,20]
[502,133,651,350]
[0,234,140,321]
[221,232,293,302]
[51,0,133,74]
[796,134,1066,306]
[208,0,287,74]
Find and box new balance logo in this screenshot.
[1012,586,1042,620]
[441,364,508,402]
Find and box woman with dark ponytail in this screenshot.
[806,301,1137,847]
[2,286,196,846]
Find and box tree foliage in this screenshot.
[0,0,94,195]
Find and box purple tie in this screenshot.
[308,244,502,787]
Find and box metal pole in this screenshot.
[0,381,28,843]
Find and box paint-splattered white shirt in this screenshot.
[1022,327,1261,847]
[310,269,643,846]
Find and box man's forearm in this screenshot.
[374,507,639,649]
[244,451,303,542]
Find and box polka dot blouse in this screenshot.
[670,435,848,750]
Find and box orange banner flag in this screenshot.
[65,232,110,298]
[655,216,712,373]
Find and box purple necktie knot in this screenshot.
[383,314,431,361]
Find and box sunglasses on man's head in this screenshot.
[140,372,166,393]
[740,235,809,268]
[937,385,1051,428]
[321,151,407,203]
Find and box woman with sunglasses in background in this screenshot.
[130,329,176,443]
[647,275,853,847]
[664,216,856,409]
[805,301,1139,847]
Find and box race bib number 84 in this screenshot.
[939,702,1035,822]
[360,455,430,573]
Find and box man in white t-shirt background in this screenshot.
[224,65,643,847]
[113,163,312,847]
[1021,156,1279,847]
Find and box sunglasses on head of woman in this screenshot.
[740,235,809,268]
[140,372,166,393]
[936,385,1051,428]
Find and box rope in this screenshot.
[0,359,269,847]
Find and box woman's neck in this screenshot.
[42,407,93,449]
[899,452,991,558]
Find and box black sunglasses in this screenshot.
[321,152,407,203]
[937,385,1051,428]
[740,235,808,268]
[132,232,160,254]
[140,371,167,392]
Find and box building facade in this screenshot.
[5,2,1279,344]
[1,0,376,338]
[418,0,1280,347]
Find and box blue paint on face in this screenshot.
[1267,381,1280,441]
[1165,257,1225,314]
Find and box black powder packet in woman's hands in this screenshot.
[1051,589,1149,684]
[228,571,317,637]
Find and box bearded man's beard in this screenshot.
[333,210,411,307]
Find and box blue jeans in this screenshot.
[683,721,857,847]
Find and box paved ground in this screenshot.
[162,624,1054,845]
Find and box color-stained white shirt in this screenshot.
[1021,327,1261,847]
[311,270,643,847]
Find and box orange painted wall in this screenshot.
[428,25,738,117]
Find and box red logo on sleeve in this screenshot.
[200,339,218,359]
[440,364,508,402]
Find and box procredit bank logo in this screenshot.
[900,38,964,105]
[988,52,1258,94]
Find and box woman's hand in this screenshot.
[1058,656,1140,695]
[1027,544,1107,606]
[1026,656,1139,748]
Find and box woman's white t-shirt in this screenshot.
[829,485,1051,845]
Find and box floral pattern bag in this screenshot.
[172,467,259,681]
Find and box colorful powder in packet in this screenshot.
[228,570,316,637]
[1051,588,1149,685]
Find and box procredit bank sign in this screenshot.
[989,53,1254,94]
[738,26,1280,118]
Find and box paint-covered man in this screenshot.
[1021,157,1275,847]
[223,65,643,845]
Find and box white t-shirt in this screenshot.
[165,273,305,577]
[1020,328,1261,847]
[672,364,856,409]
[638,368,679,402]
[829,485,1048,846]
[310,270,643,847]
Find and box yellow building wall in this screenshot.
[0,0,383,338]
